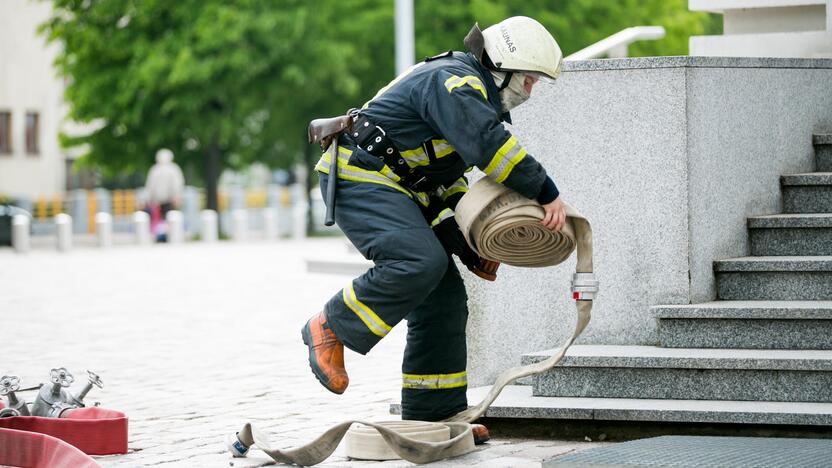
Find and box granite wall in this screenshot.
[467,56,832,386]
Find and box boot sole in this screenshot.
[301,322,345,395]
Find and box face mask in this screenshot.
[499,73,530,113]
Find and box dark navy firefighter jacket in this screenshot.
[316,51,559,224]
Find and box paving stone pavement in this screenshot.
[1,238,608,467]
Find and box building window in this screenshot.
[0,111,11,154]
[25,112,40,155]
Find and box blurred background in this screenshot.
[1,0,724,242]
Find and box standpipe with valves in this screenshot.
[3,368,104,418]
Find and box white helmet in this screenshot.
[465,16,563,81]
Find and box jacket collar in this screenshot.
[462,52,512,124]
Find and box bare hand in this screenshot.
[541,196,566,232]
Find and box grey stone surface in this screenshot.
[782,173,832,185]
[717,271,832,300]
[563,56,832,72]
[748,213,832,228]
[534,367,832,402]
[816,135,832,172]
[781,173,832,214]
[658,317,832,349]
[814,134,832,145]
[522,345,832,371]
[748,214,832,257]
[652,300,832,319]
[429,385,832,426]
[714,256,832,271]
[749,227,832,256]
[467,58,832,386]
[466,66,691,386]
[684,68,832,303]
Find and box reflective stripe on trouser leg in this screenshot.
[320,173,450,355]
[401,261,469,421]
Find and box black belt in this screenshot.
[351,114,438,192]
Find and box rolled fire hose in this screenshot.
[229,177,598,465]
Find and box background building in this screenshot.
[0,0,70,200]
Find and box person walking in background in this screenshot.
[144,148,185,242]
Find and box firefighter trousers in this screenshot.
[318,172,468,422]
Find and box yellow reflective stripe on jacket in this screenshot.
[440,178,468,201]
[378,165,401,182]
[315,147,412,198]
[431,139,454,159]
[343,282,391,338]
[483,136,528,183]
[400,146,429,167]
[430,208,454,227]
[444,75,488,100]
[402,371,467,389]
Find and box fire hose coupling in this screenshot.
[571,272,599,301]
[226,432,250,457]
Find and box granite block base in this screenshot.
[658,318,832,349]
[717,271,832,300]
[534,367,832,402]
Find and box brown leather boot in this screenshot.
[301,311,349,394]
[471,423,490,445]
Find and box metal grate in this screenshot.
[545,436,832,468]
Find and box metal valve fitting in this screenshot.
[32,367,79,417]
[571,272,599,301]
[0,375,30,416]
[69,370,103,407]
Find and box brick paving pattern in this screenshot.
[2,239,606,466]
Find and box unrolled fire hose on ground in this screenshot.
[228,177,598,465]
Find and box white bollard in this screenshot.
[200,210,218,243]
[231,209,248,242]
[11,215,30,253]
[132,211,151,245]
[95,212,113,248]
[292,203,308,240]
[55,213,73,252]
[263,208,278,240]
[166,210,185,244]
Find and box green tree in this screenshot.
[42,0,393,210]
[43,0,717,211]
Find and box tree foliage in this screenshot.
[42,0,718,179]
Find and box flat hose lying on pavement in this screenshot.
[228,177,597,465]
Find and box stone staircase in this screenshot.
[457,134,832,430]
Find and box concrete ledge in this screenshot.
[814,134,832,145]
[403,385,832,425]
[748,213,832,228]
[781,173,832,185]
[563,56,832,72]
[522,345,832,371]
[713,256,832,272]
[653,301,832,319]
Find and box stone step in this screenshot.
[653,301,832,349]
[435,385,832,426]
[814,134,832,172]
[781,172,832,214]
[714,256,832,300]
[748,213,832,256]
[522,345,832,402]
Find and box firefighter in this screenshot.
[302,16,566,425]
